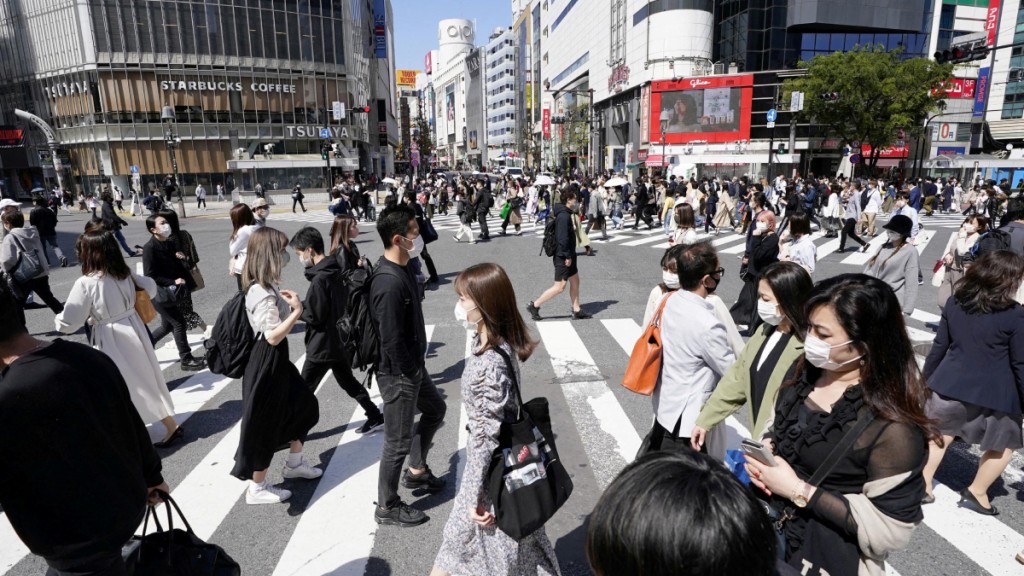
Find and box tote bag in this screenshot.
[621,292,675,395]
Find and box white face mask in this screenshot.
[299,251,314,268]
[756,221,768,231]
[757,300,784,326]
[804,335,863,371]
[454,300,479,331]
[886,231,903,243]
[157,223,172,237]
[963,224,977,234]
[402,235,424,259]
[662,270,680,289]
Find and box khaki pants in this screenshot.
[857,212,877,236]
[923,195,936,215]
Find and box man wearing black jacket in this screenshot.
[29,197,67,267]
[369,204,447,528]
[527,189,592,321]
[289,227,384,433]
[473,179,492,240]
[0,283,168,576]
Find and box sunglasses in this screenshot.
[708,267,725,277]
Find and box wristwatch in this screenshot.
[791,481,813,508]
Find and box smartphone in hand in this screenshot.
[741,438,778,466]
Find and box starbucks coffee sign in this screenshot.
[159,80,297,93]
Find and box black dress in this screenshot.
[730,232,780,328]
[231,284,319,480]
[769,376,927,576]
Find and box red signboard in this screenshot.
[542,108,551,138]
[986,0,1001,46]
[861,144,909,159]
[424,51,433,75]
[649,74,754,144]
[0,128,23,146]
[931,78,977,99]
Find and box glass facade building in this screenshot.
[0,0,381,197]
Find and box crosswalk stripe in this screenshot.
[840,233,889,266]
[534,322,641,490]
[0,518,28,573]
[270,325,434,576]
[923,482,1024,575]
[621,233,675,247]
[910,308,942,324]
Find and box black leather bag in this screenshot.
[487,348,573,541]
[123,491,240,576]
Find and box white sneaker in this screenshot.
[246,482,291,505]
[282,458,323,480]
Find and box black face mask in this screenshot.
[703,274,721,293]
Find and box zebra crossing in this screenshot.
[2,306,1022,576]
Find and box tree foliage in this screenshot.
[783,45,953,170]
[414,117,434,165]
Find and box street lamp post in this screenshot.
[161,106,186,219]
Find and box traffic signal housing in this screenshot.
[820,92,840,103]
[935,41,989,65]
[350,106,371,113]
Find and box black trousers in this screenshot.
[302,358,382,419]
[19,276,63,313]
[420,244,439,281]
[839,217,867,251]
[477,211,490,237]
[151,300,191,358]
[292,197,306,212]
[46,551,127,576]
[196,197,206,209]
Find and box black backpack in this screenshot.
[336,260,402,386]
[969,228,1015,261]
[540,217,558,257]
[203,291,256,378]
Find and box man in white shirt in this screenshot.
[650,241,736,452]
[857,180,882,237]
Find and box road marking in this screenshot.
[535,322,640,489]
[271,326,434,576]
[910,308,942,324]
[839,233,888,266]
[0,516,29,574]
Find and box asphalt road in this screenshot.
[2,201,1021,576]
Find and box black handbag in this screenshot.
[487,347,574,541]
[419,217,439,244]
[123,491,240,576]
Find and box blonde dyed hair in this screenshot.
[243,227,289,290]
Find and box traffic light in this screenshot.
[820,92,840,103]
[777,143,787,155]
[320,141,329,160]
[350,105,371,113]
[934,41,989,64]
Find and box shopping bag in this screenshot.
[621,292,675,395]
[500,203,511,220]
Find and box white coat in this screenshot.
[55,272,174,425]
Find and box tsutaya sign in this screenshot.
[45,81,90,99]
[159,80,297,93]
[286,125,353,139]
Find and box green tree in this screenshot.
[783,45,953,172]
[414,117,434,167]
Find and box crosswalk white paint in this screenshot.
[923,482,1024,575]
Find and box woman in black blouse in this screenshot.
[745,274,935,576]
[730,210,781,332]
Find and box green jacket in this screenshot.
[695,324,804,439]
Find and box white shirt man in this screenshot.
[216,184,225,201]
[858,183,882,236]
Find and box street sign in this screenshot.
[850,154,861,164]
[332,101,345,121]
[319,128,331,139]
[130,165,139,174]
[851,140,862,149]
[766,121,776,129]
[790,92,804,112]
[766,108,778,122]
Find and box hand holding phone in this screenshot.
[741,438,777,467]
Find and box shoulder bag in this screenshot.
[123,491,240,576]
[621,292,675,395]
[487,347,574,541]
[190,266,206,292]
[132,276,158,324]
[9,234,44,284]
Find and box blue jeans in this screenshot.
[113,229,134,256]
[377,368,447,508]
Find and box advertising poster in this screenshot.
[396,70,420,89]
[445,83,456,135]
[974,67,990,118]
[640,84,651,144]
[542,108,551,138]
[650,74,753,144]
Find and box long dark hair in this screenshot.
[454,263,537,362]
[759,261,812,340]
[794,274,938,440]
[230,204,256,241]
[77,227,131,280]
[954,250,1024,314]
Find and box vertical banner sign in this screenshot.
[974,67,990,118]
[373,0,387,58]
[445,83,456,136]
[332,101,344,120]
[986,0,1001,46]
[542,108,551,138]
[424,51,433,74]
[640,84,651,144]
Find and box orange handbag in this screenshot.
[622,292,674,395]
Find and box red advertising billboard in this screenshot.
[542,108,551,138]
[424,51,433,75]
[986,0,1001,46]
[931,78,977,99]
[650,74,753,144]
[861,144,909,159]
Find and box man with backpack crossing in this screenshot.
[369,204,448,528]
[527,188,592,321]
[289,227,384,434]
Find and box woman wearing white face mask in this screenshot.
[744,274,935,576]
[142,214,205,371]
[863,214,919,315]
[730,210,780,332]
[935,215,988,311]
[692,262,812,450]
[432,263,560,576]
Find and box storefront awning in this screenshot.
[226,155,358,170]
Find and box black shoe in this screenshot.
[573,309,592,320]
[357,414,384,434]
[921,493,935,505]
[154,426,185,449]
[59,257,68,267]
[375,501,429,527]
[180,354,206,371]
[959,489,998,515]
[402,468,446,493]
[526,301,542,321]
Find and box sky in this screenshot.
[392,0,511,71]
